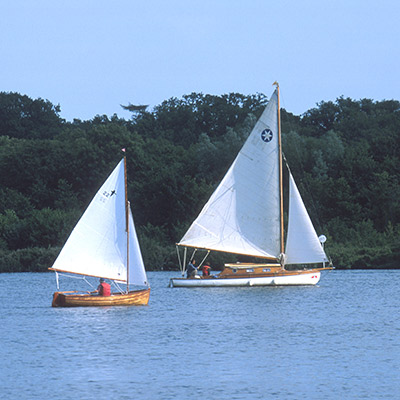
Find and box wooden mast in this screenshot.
[273,82,285,257]
[124,153,130,293]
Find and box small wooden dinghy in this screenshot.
[52,288,150,307]
[49,155,150,307]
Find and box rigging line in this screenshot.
[197,250,210,269]
[183,247,187,277]
[83,277,95,289]
[176,245,183,273]
[284,118,325,232]
[282,112,326,234]
[56,272,98,290]
[57,272,87,280]
[282,152,291,174]
[111,281,125,294]
[295,162,325,233]
[190,248,197,262]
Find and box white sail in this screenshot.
[127,207,148,286]
[285,173,329,264]
[52,159,147,284]
[179,90,281,258]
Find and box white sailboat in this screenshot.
[170,83,332,287]
[50,156,150,306]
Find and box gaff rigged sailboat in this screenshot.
[50,156,150,306]
[170,83,332,288]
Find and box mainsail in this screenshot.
[51,159,148,285]
[178,90,281,258]
[285,173,328,264]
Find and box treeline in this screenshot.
[0,91,398,272]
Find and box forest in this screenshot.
[0,91,399,272]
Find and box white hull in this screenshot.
[170,271,321,287]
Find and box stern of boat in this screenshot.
[52,292,63,307]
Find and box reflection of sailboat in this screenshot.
[170,83,332,288]
[50,156,150,306]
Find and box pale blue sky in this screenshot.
[1,0,399,121]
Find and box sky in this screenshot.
[1,0,399,121]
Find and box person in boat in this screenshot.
[202,264,211,277]
[91,278,111,296]
[186,259,198,278]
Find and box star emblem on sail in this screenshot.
[261,128,273,142]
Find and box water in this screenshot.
[1,270,399,399]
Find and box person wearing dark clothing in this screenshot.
[186,259,198,278]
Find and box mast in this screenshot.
[273,81,285,256]
[124,154,130,293]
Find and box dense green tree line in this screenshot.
[0,91,398,272]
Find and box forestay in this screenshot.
[178,90,281,259]
[285,173,329,264]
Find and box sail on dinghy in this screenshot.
[50,156,150,306]
[170,83,332,287]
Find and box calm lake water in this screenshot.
[1,270,399,399]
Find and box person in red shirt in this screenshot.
[92,278,111,296]
[202,264,211,277]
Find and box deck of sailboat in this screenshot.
[52,288,150,307]
[219,264,331,277]
[170,265,333,287]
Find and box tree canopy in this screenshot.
[0,91,398,272]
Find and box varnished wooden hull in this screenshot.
[170,265,332,287]
[52,288,150,307]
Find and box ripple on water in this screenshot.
[1,270,399,399]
